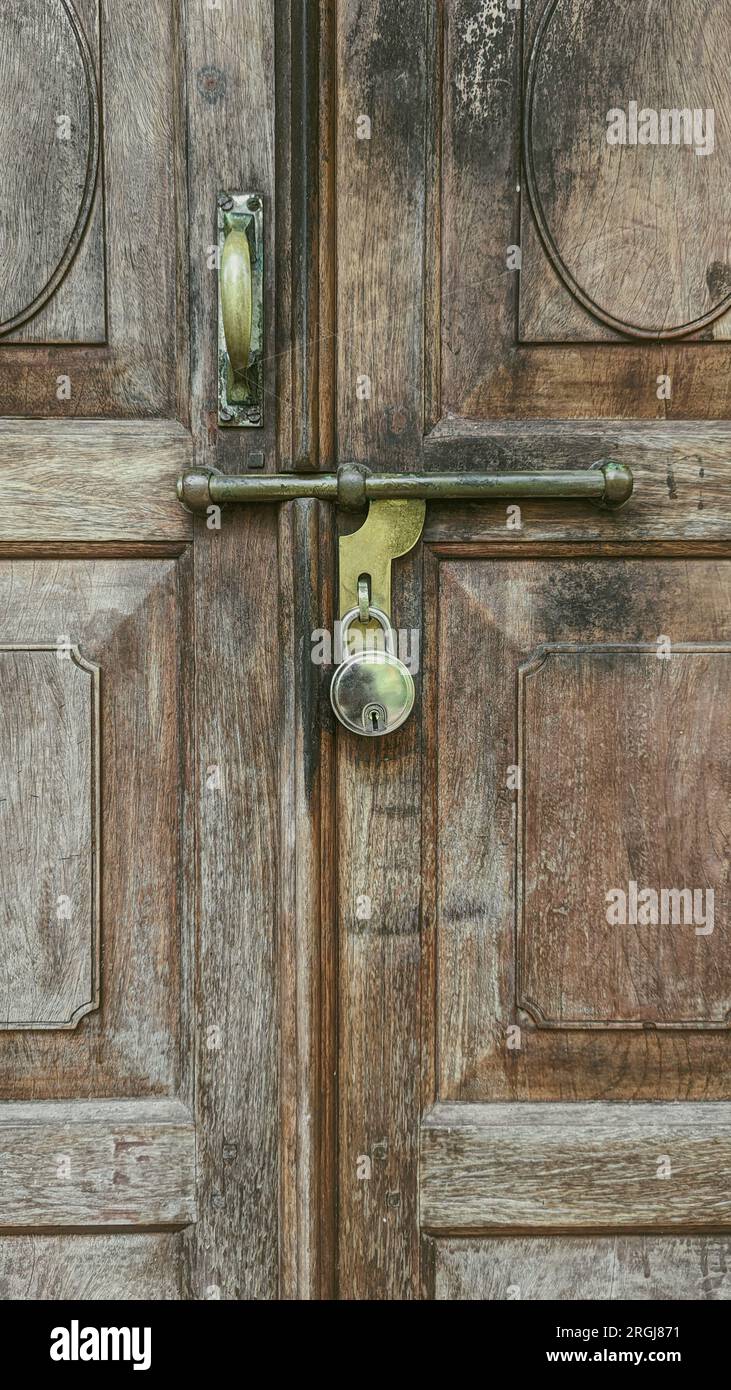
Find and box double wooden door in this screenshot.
[0,0,729,1301]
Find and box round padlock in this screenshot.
[330,606,415,736]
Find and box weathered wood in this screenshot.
[0,1233,182,1300]
[0,645,99,1029]
[438,0,731,418]
[185,0,276,475]
[518,644,730,1029]
[423,419,731,544]
[0,0,103,343]
[334,0,428,1301]
[0,1100,195,1228]
[421,1103,731,1230]
[278,0,321,471]
[99,0,180,415]
[429,1234,731,1300]
[277,0,340,1301]
[0,421,192,544]
[183,0,281,1302]
[521,0,731,343]
[6,0,731,1306]
[0,0,181,413]
[0,0,289,1305]
[0,559,183,1100]
[431,554,731,1101]
[278,499,337,1300]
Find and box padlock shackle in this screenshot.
[339,605,396,658]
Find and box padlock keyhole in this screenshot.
[362,701,387,734]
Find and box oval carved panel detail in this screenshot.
[0,0,99,335]
[524,0,731,339]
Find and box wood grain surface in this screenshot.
[182,0,281,1302]
[421,1102,731,1230]
[0,1099,194,1228]
[423,419,731,544]
[0,559,183,1099]
[0,421,192,546]
[0,0,181,411]
[333,0,429,1301]
[430,555,731,1100]
[518,643,730,1028]
[439,0,731,416]
[0,1233,182,1300]
[521,0,731,341]
[0,0,102,341]
[428,1233,731,1300]
[0,645,99,1029]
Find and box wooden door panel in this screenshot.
[520,0,731,344]
[0,1234,182,1301]
[0,1099,194,1228]
[0,558,185,1095]
[429,555,731,1099]
[426,1235,731,1301]
[0,0,285,1302]
[0,643,99,1031]
[0,0,103,344]
[421,1104,731,1230]
[0,0,181,413]
[440,0,731,417]
[518,644,729,1029]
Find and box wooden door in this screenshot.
[3,0,730,1308]
[0,0,288,1300]
[319,0,731,1301]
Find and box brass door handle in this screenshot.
[177,460,634,512]
[220,226,252,377]
[217,192,264,427]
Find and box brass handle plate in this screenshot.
[217,192,263,427]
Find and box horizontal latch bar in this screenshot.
[177,460,633,513]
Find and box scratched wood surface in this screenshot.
[520,0,731,343]
[182,0,282,1302]
[519,645,730,1029]
[0,1234,182,1300]
[333,0,429,1302]
[427,1234,731,1301]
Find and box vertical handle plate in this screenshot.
[217,192,264,427]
